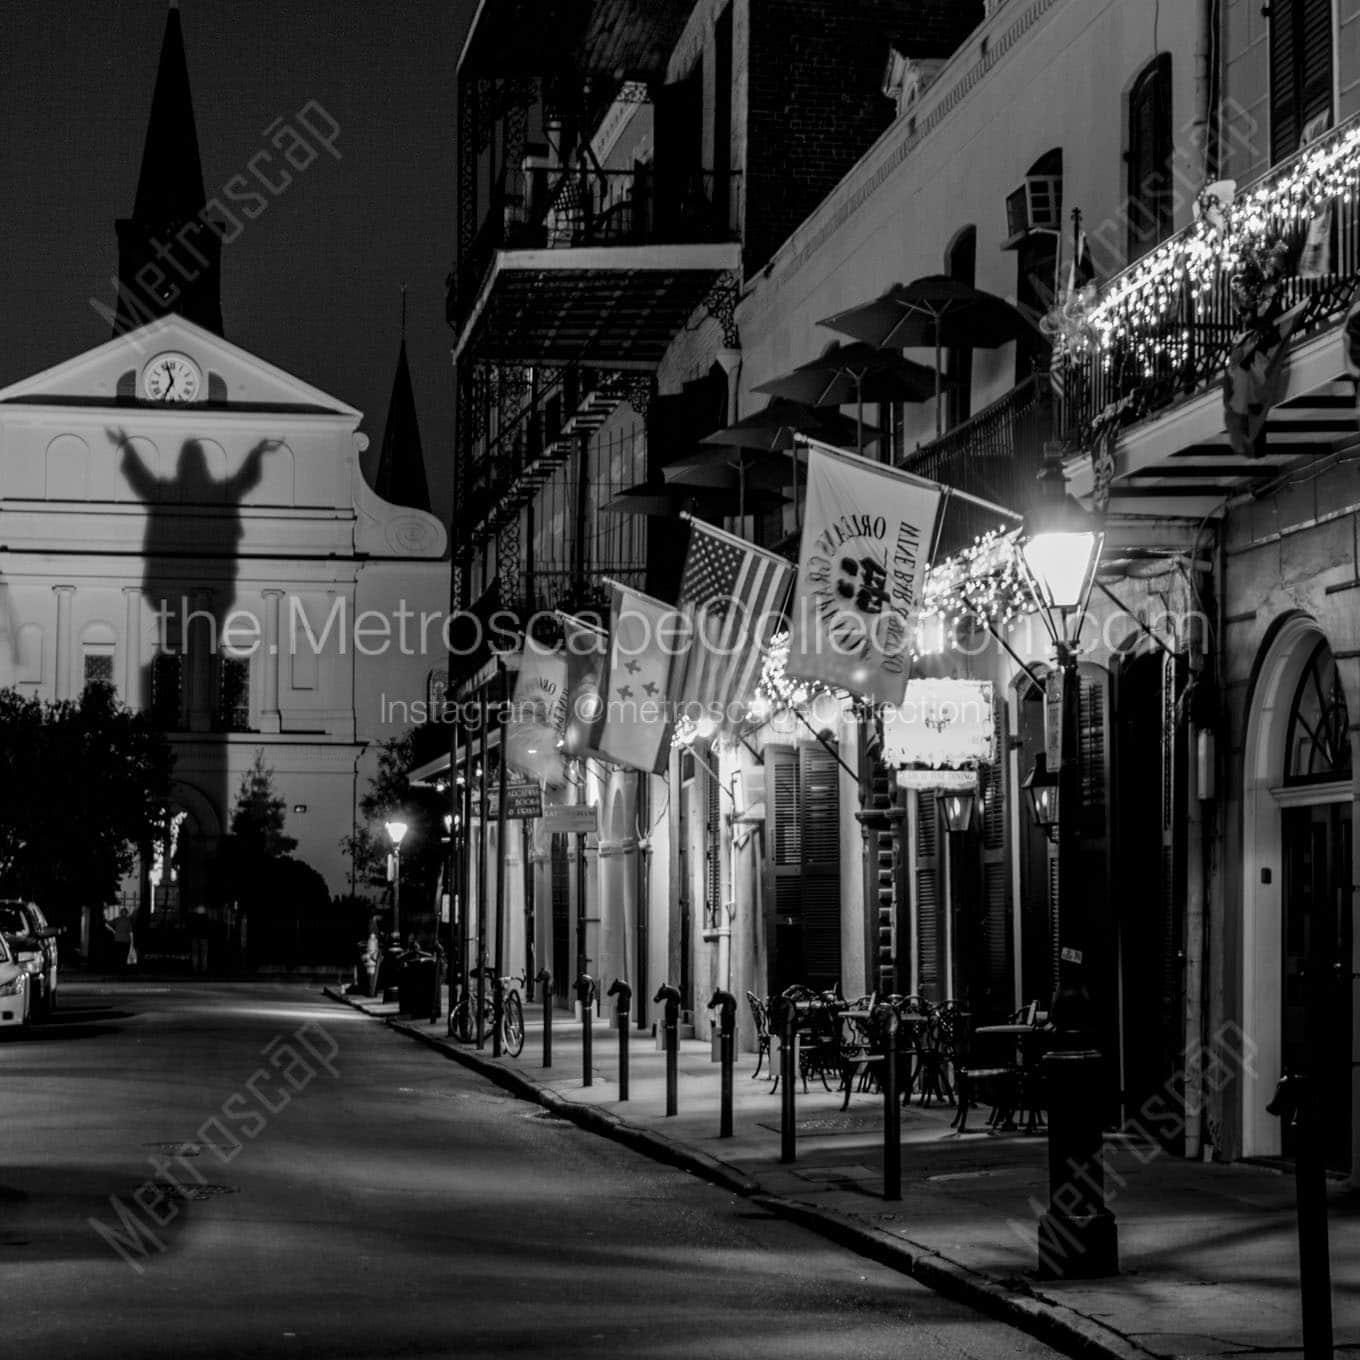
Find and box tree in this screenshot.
[0,684,173,917]
[230,751,297,858]
[342,730,445,939]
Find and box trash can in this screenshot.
[398,951,438,1018]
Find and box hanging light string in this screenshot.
[1087,114,1360,378]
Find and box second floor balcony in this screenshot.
[451,161,743,367]
[1058,113,1360,522]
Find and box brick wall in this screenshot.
[744,0,982,276]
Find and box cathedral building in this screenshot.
[0,6,446,928]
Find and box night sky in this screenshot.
[0,0,473,520]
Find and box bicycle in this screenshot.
[451,966,525,1057]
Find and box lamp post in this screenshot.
[1015,444,1117,1279]
[385,818,409,943]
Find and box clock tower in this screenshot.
[112,3,224,338]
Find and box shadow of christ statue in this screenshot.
[106,426,283,911]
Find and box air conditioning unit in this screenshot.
[1004,174,1063,246]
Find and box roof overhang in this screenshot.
[1067,322,1358,523]
[454,244,740,367]
[459,0,692,78]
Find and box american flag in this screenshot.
[671,519,792,725]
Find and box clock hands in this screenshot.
[161,361,177,400]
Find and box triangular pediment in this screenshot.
[0,316,359,416]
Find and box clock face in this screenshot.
[143,352,202,403]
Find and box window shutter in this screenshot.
[915,791,944,1002]
[705,758,722,929]
[551,834,570,1001]
[980,697,1013,1014]
[764,745,800,992]
[1159,653,1188,1086]
[1271,0,1334,163]
[799,743,842,990]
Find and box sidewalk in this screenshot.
[324,984,1355,1360]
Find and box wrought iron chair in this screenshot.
[745,990,772,1080]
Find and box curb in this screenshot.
[323,986,1161,1360]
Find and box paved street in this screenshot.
[1,983,1062,1359]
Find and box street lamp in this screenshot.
[1015,444,1116,1280]
[385,818,409,943]
[1020,755,1059,841]
[936,788,976,835]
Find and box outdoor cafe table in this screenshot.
[971,1022,1053,1131]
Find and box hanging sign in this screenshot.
[504,782,543,820]
[881,678,994,770]
[543,803,599,836]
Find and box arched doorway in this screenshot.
[1242,616,1355,1169]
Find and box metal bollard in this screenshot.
[1037,1048,1118,1278]
[654,983,681,1117]
[608,978,632,1101]
[535,968,552,1069]
[877,1003,900,1200]
[1269,1074,1333,1360]
[780,998,798,1163]
[574,973,595,1087]
[708,989,736,1138]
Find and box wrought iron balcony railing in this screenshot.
[899,375,1051,558]
[1057,113,1360,445]
[458,365,625,545]
[451,164,742,333]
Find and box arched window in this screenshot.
[1127,56,1173,261]
[1284,638,1352,784]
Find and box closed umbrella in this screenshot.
[821,275,1036,436]
[751,341,940,452]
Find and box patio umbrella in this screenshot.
[820,275,1036,436]
[751,341,940,452]
[696,397,866,453]
[601,481,788,518]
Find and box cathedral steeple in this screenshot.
[113,2,224,336]
[373,290,432,513]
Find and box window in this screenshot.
[945,227,977,427]
[1127,55,1174,261]
[216,657,251,732]
[151,653,183,728]
[1013,151,1061,383]
[1270,0,1334,165]
[83,649,115,691]
[1284,638,1351,783]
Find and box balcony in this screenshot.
[451,163,743,366]
[460,365,626,548]
[1059,114,1360,521]
[899,375,1051,558]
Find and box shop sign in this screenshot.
[882,678,994,770]
[542,803,598,836]
[503,782,543,820]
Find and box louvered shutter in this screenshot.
[799,743,842,990]
[1271,0,1334,163]
[705,756,723,935]
[551,834,570,1002]
[980,697,1013,1015]
[1159,653,1188,1091]
[915,791,944,1003]
[764,745,801,993]
[1077,664,1115,1065]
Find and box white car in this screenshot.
[0,934,31,1031]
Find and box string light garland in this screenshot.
[913,528,1030,659]
[1087,117,1360,377]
